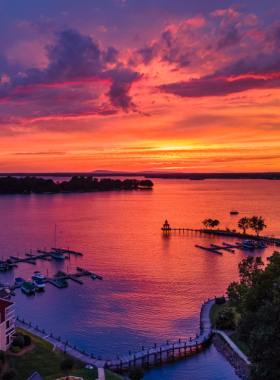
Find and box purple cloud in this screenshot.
[157,76,280,98]
[1,29,143,116]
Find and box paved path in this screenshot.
[213,329,250,365]
[15,319,105,368]
[98,368,105,379]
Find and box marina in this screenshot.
[9,267,102,292]
[0,245,102,294]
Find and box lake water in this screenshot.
[1,178,279,379]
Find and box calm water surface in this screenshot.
[0,179,279,379]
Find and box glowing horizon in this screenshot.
[0,1,280,172]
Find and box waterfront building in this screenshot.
[0,297,15,350]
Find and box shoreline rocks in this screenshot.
[212,334,250,380]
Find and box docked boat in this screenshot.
[32,272,45,280]
[34,280,45,290]
[242,240,256,250]
[90,274,96,279]
[255,241,267,248]
[56,278,68,287]
[0,261,8,271]
[230,211,239,215]
[21,282,35,294]
[51,251,65,260]
[14,277,25,285]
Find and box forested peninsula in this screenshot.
[0,176,154,194]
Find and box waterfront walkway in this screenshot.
[213,329,250,365]
[16,298,215,370]
[15,319,105,368]
[105,298,215,369]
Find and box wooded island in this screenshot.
[0,176,154,194]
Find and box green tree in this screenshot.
[238,256,264,286]
[238,217,250,234]
[216,308,235,330]
[60,357,75,375]
[129,367,145,380]
[2,369,17,380]
[227,252,280,379]
[249,216,267,236]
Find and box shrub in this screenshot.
[0,350,5,364]
[12,335,24,349]
[60,357,75,373]
[215,296,226,305]
[128,367,145,380]
[10,346,21,353]
[216,308,236,330]
[2,369,18,380]
[12,332,23,337]
[0,359,2,374]
[23,334,32,346]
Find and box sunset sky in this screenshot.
[1,0,280,172]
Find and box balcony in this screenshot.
[5,310,15,320]
[6,325,15,335]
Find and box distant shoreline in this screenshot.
[0,176,154,195]
[0,171,280,180]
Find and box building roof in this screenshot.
[0,288,10,299]
[26,372,44,380]
[0,297,14,307]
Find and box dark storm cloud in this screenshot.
[0,29,143,116]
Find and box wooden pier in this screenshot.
[161,220,280,246]
[15,298,215,371]
[195,245,222,255]
[105,299,215,370]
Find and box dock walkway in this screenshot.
[15,319,105,368]
[15,299,215,370]
[105,299,215,369]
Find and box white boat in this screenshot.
[90,274,96,279]
[51,251,65,259]
[34,280,45,290]
[32,273,45,280]
[255,241,267,248]
[242,240,256,250]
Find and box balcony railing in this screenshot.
[6,325,15,335]
[5,310,15,320]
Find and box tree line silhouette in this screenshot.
[202,216,267,236]
[0,176,154,194]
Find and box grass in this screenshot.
[7,327,121,380]
[209,303,228,327]
[229,332,250,357]
[209,301,241,328]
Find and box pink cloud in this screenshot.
[245,14,258,26]
[186,14,205,27]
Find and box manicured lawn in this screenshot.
[229,332,250,357]
[7,327,120,380]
